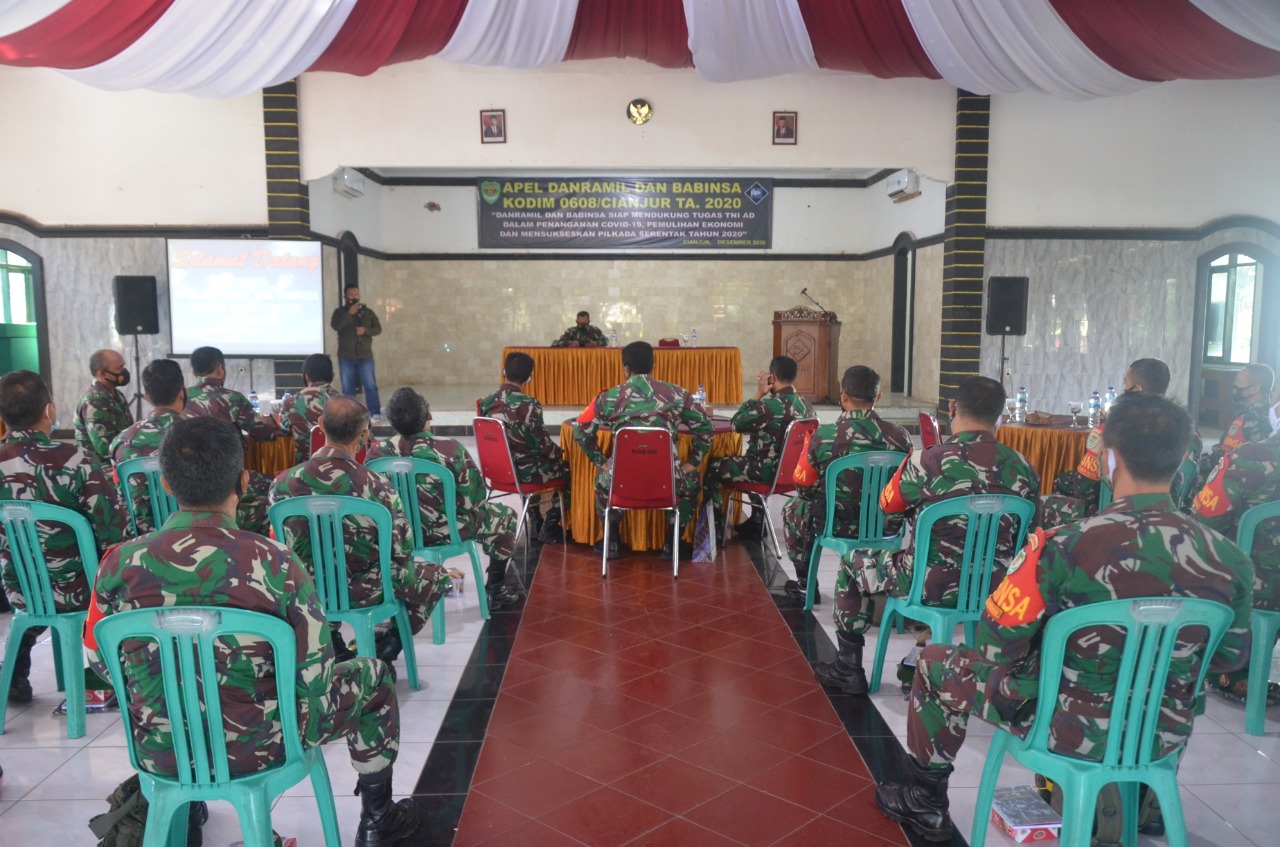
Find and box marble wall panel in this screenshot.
[912,243,944,406]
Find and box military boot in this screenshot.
[354,768,421,847]
[485,558,519,607]
[874,758,954,842]
[814,631,867,694]
[375,627,403,664]
[593,511,624,559]
[330,625,357,663]
[6,631,37,704]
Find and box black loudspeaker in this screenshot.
[985,276,1029,336]
[113,275,160,335]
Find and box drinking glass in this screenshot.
[1068,400,1083,428]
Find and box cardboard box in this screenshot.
[989,785,1062,843]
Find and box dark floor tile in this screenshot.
[452,789,530,846]
[403,794,469,846]
[824,787,916,845]
[537,786,671,847]
[470,634,519,665]
[436,698,497,743]
[411,739,483,795]
[452,663,508,700]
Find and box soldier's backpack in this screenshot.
[1035,775,1162,847]
[89,774,208,847]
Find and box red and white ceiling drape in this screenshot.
[1,0,1278,99]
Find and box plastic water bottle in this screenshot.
[280,391,293,417]
[610,329,618,347]
[1088,391,1102,427]
[1104,385,1117,416]
[249,390,260,414]
[690,328,698,348]
[1015,386,1028,422]
[693,384,706,407]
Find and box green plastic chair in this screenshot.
[869,493,1035,693]
[1098,478,1113,510]
[1236,501,1280,736]
[116,455,178,535]
[1172,456,1200,506]
[95,607,341,847]
[366,456,489,645]
[970,597,1234,847]
[804,450,908,612]
[267,495,419,690]
[0,500,100,738]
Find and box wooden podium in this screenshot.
[773,307,840,404]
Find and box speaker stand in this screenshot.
[999,334,1010,394]
[127,333,145,419]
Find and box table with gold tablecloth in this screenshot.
[560,419,741,551]
[501,347,742,406]
[245,435,296,478]
[996,417,1091,495]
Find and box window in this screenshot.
[1203,251,1262,365]
[0,249,35,324]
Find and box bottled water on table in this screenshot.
[1104,385,1117,415]
[279,392,293,418]
[610,329,618,347]
[249,390,260,413]
[1088,391,1102,427]
[690,328,698,348]
[1015,386,1028,422]
[693,384,706,407]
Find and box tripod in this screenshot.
[127,332,145,419]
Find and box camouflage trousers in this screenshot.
[315,656,399,774]
[703,456,772,512]
[456,501,518,561]
[594,462,701,532]
[835,550,968,636]
[906,642,1000,769]
[2,557,90,612]
[1039,493,1092,528]
[516,457,572,517]
[395,559,452,634]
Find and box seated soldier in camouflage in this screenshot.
[875,393,1254,842]
[271,395,449,668]
[279,353,339,466]
[477,351,571,542]
[1193,392,1280,705]
[1197,362,1275,482]
[552,310,609,348]
[87,417,421,846]
[73,348,133,467]
[780,365,910,604]
[706,355,814,541]
[368,388,521,609]
[111,359,271,535]
[574,341,713,560]
[817,376,1039,695]
[0,370,128,704]
[1042,358,1202,525]
[184,345,279,443]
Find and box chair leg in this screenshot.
[1058,778,1104,847]
[512,494,532,546]
[58,621,87,739]
[140,791,182,847]
[0,617,30,733]
[431,603,446,645]
[1245,615,1278,736]
[239,787,276,847]
[1148,772,1189,847]
[672,508,680,579]
[309,753,343,847]
[351,619,376,658]
[968,731,1010,847]
[805,543,822,612]
[469,544,490,621]
[868,600,900,694]
[759,495,784,560]
[395,607,421,691]
[51,628,65,692]
[602,509,612,578]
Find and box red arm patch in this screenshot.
[879,456,911,513]
[793,431,817,487]
[576,395,599,424]
[1193,453,1234,519]
[1220,416,1247,452]
[984,528,1049,627]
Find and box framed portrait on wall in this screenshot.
[481,109,506,144]
[772,111,797,145]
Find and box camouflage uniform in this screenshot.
[1199,401,1270,480]
[551,324,608,347]
[280,383,338,465]
[706,386,815,511]
[270,446,448,635]
[1193,430,1280,611]
[906,493,1253,769]
[185,376,278,442]
[573,374,713,531]
[74,379,133,466]
[1044,423,1204,525]
[782,409,912,580]
[366,432,517,562]
[477,382,571,514]
[836,431,1039,636]
[110,409,272,536]
[0,430,128,611]
[86,511,398,777]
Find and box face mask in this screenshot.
[1232,386,1251,405]
[1123,386,1139,396]
[105,367,130,387]
[1101,448,1117,486]
[1270,403,1280,435]
[347,297,360,306]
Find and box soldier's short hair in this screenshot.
[0,370,51,429]
[504,352,535,385]
[770,356,798,384]
[160,417,244,509]
[386,388,429,437]
[1241,363,1276,398]
[576,310,590,320]
[956,376,1006,425]
[303,353,334,384]
[841,366,879,402]
[1128,358,1171,395]
[1102,393,1191,484]
[190,346,225,376]
[88,349,115,378]
[322,395,371,443]
[142,359,185,406]
[621,341,654,375]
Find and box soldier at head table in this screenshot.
[183,344,279,443]
[279,352,339,465]
[1199,362,1275,478]
[73,347,134,466]
[551,310,608,348]
[874,392,1254,843]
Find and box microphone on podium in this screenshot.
[801,287,831,314]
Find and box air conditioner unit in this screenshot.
[333,167,365,198]
[886,169,921,203]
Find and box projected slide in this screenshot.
[168,240,324,357]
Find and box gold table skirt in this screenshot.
[502,346,743,407]
[996,423,1090,495]
[245,436,296,478]
[560,420,741,551]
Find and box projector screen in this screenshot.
[167,239,325,357]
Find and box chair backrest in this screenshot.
[267,495,393,613]
[1098,478,1113,509]
[821,451,910,543]
[907,493,1036,615]
[1236,500,1280,556]
[918,412,939,448]
[473,416,521,492]
[95,606,307,785]
[365,456,462,549]
[1024,597,1232,767]
[116,455,177,534]
[1172,456,1200,505]
[0,500,99,617]
[767,418,819,496]
[609,427,677,509]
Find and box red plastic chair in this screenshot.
[473,416,567,544]
[309,424,367,464]
[605,427,679,578]
[657,338,682,347]
[722,417,818,560]
[918,412,939,448]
